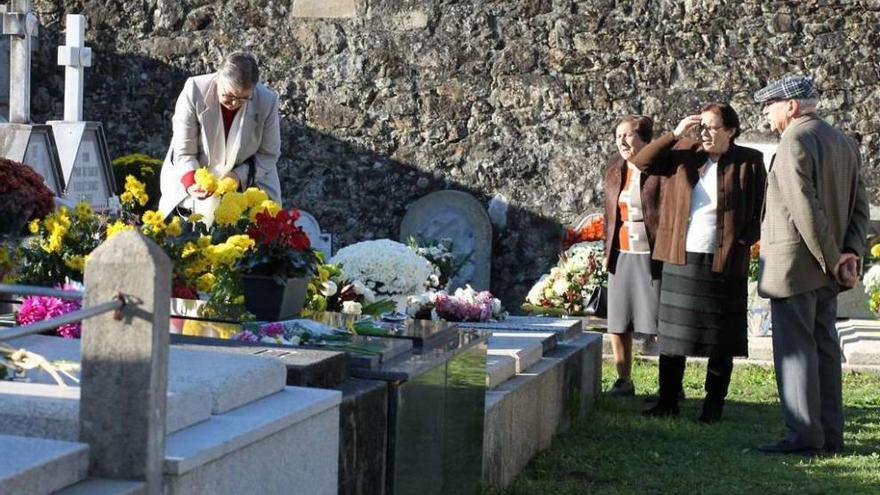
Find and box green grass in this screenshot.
[490,358,880,495]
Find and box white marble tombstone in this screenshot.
[47,14,116,210]
[296,210,332,260]
[399,190,493,291]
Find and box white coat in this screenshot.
[158,73,282,221]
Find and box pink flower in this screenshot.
[17,294,82,339]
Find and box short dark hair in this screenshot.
[701,102,741,140]
[614,115,653,143]
[218,51,260,90]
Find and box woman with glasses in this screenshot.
[602,115,664,397]
[158,51,282,223]
[630,103,766,422]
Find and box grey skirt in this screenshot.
[607,252,661,335]
[658,252,748,357]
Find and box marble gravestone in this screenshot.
[0,0,65,194]
[400,190,492,291]
[48,14,116,210]
[296,209,332,259]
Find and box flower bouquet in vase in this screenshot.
[522,230,608,317]
[238,208,320,321]
[406,285,507,329]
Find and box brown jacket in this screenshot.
[630,132,766,277]
[758,114,869,298]
[603,154,663,275]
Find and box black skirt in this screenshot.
[658,252,748,357]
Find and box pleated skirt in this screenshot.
[658,252,748,357]
[607,252,660,335]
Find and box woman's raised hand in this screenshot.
[673,115,701,138]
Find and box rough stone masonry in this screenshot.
[23,0,880,307]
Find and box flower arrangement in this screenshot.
[331,239,434,297]
[0,158,55,236]
[407,236,471,290]
[562,213,605,250]
[17,202,103,286]
[16,284,83,339]
[301,262,395,317]
[406,285,506,322]
[239,208,319,281]
[523,241,608,315]
[863,263,880,315]
[112,153,161,213]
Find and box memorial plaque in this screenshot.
[49,121,116,209]
[296,209,333,259]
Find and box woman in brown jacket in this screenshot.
[603,115,663,396]
[630,103,766,422]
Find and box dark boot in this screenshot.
[699,354,733,424]
[644,354,685,418]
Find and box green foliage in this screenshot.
[111,153,161,213]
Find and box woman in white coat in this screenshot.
[158,51,282,222]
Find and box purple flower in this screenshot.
[17,293,82,339]
[260,322,284,337]
[231,330,260,343]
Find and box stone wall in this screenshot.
[22,0,880,307]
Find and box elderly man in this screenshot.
[755,75,869,456]
[158,51,282,222]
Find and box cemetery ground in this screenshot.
[492,358,880,495]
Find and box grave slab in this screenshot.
[487,335,544,373]
[461,316,582,341]
[0,382,210,441]
[55,478,145,495]
[486,354,517,389]
[0,434,89,495]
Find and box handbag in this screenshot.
[583,285,607,319]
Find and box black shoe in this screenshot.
[643,388,685,403]
[606,379,635,397]
[642,402,679,418]
[698,397,724,424]
[757,440,822,456]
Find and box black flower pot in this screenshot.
[240,275,309,321]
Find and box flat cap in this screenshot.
[753,74,818,103]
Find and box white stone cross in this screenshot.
[2,0,38,123]
[57,15,91,122]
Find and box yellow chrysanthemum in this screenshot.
[194,168,218,194]
[73,201,93,219]
[197,235,212,248]
[250,200,281,221]
[216,176,239,195]
[28,219,40,234]
[226,234,255,251]
[64,254,86,272]
[221,192,248,211]
[213,202,243,226]
[181,242,198,259]
[243,187,268,207]
[165,216,183,237]
[120,191,134,203]
[188,213,205,224]
[871,244,880,258]
[141,210,166,229]
[106,220,134,239]
[196,273,216,292]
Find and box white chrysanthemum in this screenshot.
[526,275,548,305]
[342,301,363,315]
[552,278,569,296]
[332,239,434,296]
[863,265,880,294]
